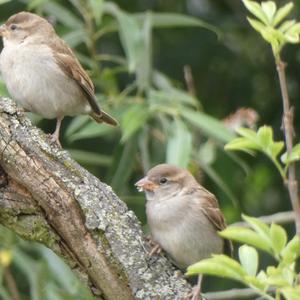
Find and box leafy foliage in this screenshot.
[187,216,300,300]
[1,0,300,298]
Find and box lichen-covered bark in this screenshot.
[0,97,191,300]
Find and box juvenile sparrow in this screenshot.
[135,164,232,300]
[0,12,117,144]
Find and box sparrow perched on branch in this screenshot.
[135,164,232,300]
[0,12,117,145]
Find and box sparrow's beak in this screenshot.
[135,177,158,192]
[0,24,8,37]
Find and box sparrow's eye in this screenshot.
[10,24,17,31]
[159,177,168,184]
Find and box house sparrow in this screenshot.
[0,12,117,144]
[135,164,232,300]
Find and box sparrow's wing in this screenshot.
[48,38,101,115]
[194,187,233,256]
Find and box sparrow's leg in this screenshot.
[185,275,203,300]
[51,116,63,146]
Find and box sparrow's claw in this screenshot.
[50,133,62,148]
[146,236,162,256]
[149,243,162,256]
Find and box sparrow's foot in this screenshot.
[146,236,163,256]
[50,133,62,148]
[149,243,162,256]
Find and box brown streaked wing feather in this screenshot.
[196,188,233,256]
[48,38,101,115]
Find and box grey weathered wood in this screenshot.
[0,97,191,300]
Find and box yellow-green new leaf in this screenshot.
[270,223,287,255]
[247,17,266,34]
[244,275,267,291]
[279,20,296,33]
[281,235,300,262]
[242,215,271,245]
[224,137,259,154]
[219,226,272,254]
[273,2,294,26]
[281,286,300,300]
[243,0,269,25]
[236,127,257,141]
[261,1,277,24]
[281,144,300,165]
[239,245,258,276]
[257,126,273,148]
[187,256,246,281]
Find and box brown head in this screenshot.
[135,164,198,201]
[0,12,54,44]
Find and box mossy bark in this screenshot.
[0,97,191,300]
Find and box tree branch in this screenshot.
[233,211,295,227]
[0,97,191,300]
[276,59,300,236]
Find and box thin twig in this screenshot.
[203,287,261,300]
[276,59,300,235]
[233,211,295,227]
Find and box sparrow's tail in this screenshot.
[90,110,118,126]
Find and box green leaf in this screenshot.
[268,141,284,158]
[62,29,87,47]
[281,144,300,165]
[243,275,267,291]
[136,12,221,38]
[89,0,104,25]
[242,215,272,247]
[110,137,138,193]
[135,11,152,91]
[67,121,115,142]
[199,161,239,206]
[261,1,277,24]
[219,226,272,254]
[281,286,300,300]
[187,255,246,281]
[270,223,287,255]
[281,235,300,262]
[65,115,90,138]
[238,245,258,276]
[149,88,198,107]
[236,127,257,140]
[43,2,83,29]
[247,17,267,34]
[243,0,269,25]
[27,0,46,9]
[273,2,294,26]
[121,103,151,142]
[279,20,296,33]
[181,109,235,143]
[198,141,216,166]
[284,23,300,43]
[257,126,273,149]
[166,120,192,168]
[224,137,259,154]
[106,3,142,72]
